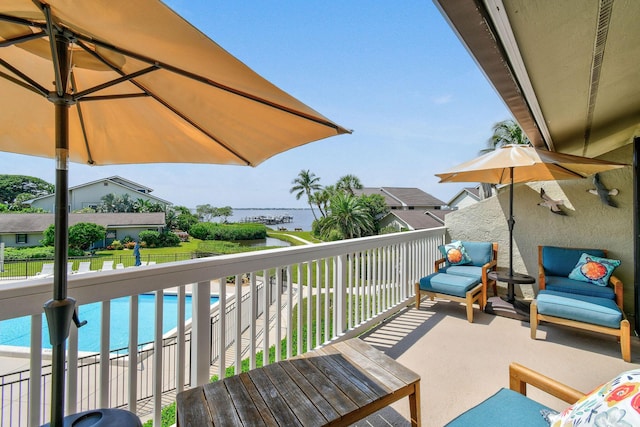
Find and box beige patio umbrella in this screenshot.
[436,144,626,299]
[0,1,349,425]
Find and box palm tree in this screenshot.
[321,192,373,239]
[336,174,363,196]
[481,119,530,154]
[290,170,322,220]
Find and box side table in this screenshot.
[486,268,535,319]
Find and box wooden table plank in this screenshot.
[339,338,421,384]
[238,373,281,427]
[247,367,302,426]
[287,357,359,416]
[262,362,329,425]
[176,387,213,427]
[330,341,407,390]
[224,375,267,427]
[202,378,242,426]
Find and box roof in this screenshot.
[0,213,165,233]
[354,187,446,208]
[29,176,172,205]
[434,0,640,157]
[384,209,448,230]
[447,187,481,206]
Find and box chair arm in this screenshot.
[435,257,446,272]
[537,246,546,290]
[509,363,585,404]
[610,275,624,309]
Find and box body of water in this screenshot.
[228,208,315,231]
[0,294,218,353]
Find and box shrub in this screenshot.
[188,222,267,241]
[124,241,136,249]
[159,232,181,247]
[4,246,54,260]
[139,230,161,247]
[109,240,123,250]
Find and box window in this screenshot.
[15,234,27,244]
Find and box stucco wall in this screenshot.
[444,144,633,315]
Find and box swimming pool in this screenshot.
[0,294,218,353]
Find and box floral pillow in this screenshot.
[546,369,640,426]
[439,241,472,266]
[568,253,621,287]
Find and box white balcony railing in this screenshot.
[0,228,445,426]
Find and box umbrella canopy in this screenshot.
[435,144,626,298]
[0,2,348,425]
[436,144,626,185]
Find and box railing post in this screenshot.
[401,242,409,300]
[29,314,42,427]
[336,254,347,336]
[191,280,211,386]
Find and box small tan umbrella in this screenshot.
[435,144,626,296]
[0,1,349,425]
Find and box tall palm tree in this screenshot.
[481,119,530,154]
[479,119,530,199]
[336,174,363,196]
[290,169,322,220]
[321,192,373,239]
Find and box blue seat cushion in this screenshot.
[537,290,622,329]
[419,273,479,298]
[439,265,484,280]
[544,276,615,300]
[445,388,552,427]
[462,241,494,267]
[541,246,606,277]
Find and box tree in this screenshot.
[0,175,54,205]
[196,204,216,222]
[336,174,363,196]
[358,193,389,233]
[42,222,106,251]
[290,170,322,220]
[482,119,530,153]
[173,205,199,232]
[217,206,233,222]
[319,192,374,240]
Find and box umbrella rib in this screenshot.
[74,32,347,133]
[0,30,46,48]
[72,65,159,100]
[70,74,95,165]
[0,57,48,96]
[0,69,47,97]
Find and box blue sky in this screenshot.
[1,1,511,208]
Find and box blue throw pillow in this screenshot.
[568,253,620,287]
[439,241,472,266]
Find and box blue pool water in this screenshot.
[0,294,218,353]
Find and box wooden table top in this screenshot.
[176,338,421,426]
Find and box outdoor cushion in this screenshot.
[439,241,472,266]
[445,388,552,427]
[536,290,622,329]
[567,253,621,287]
[439,265,484,280]
[419,273,479,298]
[544,276,615,300]
[541,246,606,278]
[460,241,494,266]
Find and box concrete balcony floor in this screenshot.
[355,297,640,427]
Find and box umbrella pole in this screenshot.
[41,27,76,427]
[507,167,515,298]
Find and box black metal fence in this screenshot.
[0,252,217,281]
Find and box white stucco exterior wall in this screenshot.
[444,144,633,315]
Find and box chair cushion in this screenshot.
[462,241,494,267]
[541,246,606,277]
[439,241,473,266]
[440,265,484,280]
[568,253,620,287]
[536,290,622,329]
[445,388,552,427]
[547,369,640,427]
[419,273,479,298]
[544,276,615,300]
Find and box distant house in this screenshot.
[29,176,172,212]
[354,187,450,231]
[354,187,446,210]
[447,185,496,210]
[0,212,165,248]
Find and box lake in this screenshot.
[227,208,315,231]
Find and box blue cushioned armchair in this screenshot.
[531,245,630,362]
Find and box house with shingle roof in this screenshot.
[354,187,452,231]
[0,212,165,248]
[29,175,171,212]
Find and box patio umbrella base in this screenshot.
[485,296,530,321]
[40,408,141,427]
